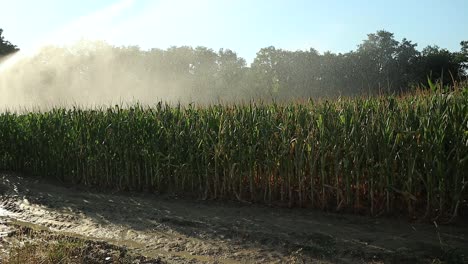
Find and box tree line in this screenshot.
[1,29,467,101]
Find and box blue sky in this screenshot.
[1,0,467,62]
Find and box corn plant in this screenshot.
[0,88,467,220]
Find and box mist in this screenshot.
[0,41,248,110]
[0,0,228,110]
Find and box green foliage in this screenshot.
[0,89,466,220]
[0,28,18,57]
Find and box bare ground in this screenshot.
[0,173,467,263]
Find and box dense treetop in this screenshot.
[0,29,18,57]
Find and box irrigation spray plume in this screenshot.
[0,0,149,110]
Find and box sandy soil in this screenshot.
[0,173,467,263]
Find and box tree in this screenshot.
[419,45,462,85]
[394,39,420,91]
[356,30,399,92]
[216,48,246,98]
[251,46,281,96]
[457,41,468,77]
[460,41,468,54]
[0,28,18,57]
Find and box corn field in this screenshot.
[0,89,467,220]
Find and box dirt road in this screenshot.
[0,173,467,263]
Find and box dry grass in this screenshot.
[1,225,161,264]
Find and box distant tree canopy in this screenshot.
[248,30,467,97]
[1,28,467,101]
[0,28,18,57]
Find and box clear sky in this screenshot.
[1,0,467,62]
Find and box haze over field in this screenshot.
[0,0,467,109]
[0,0,171,108]
[0,42,197,108]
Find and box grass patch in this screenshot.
[1,225,162,264]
